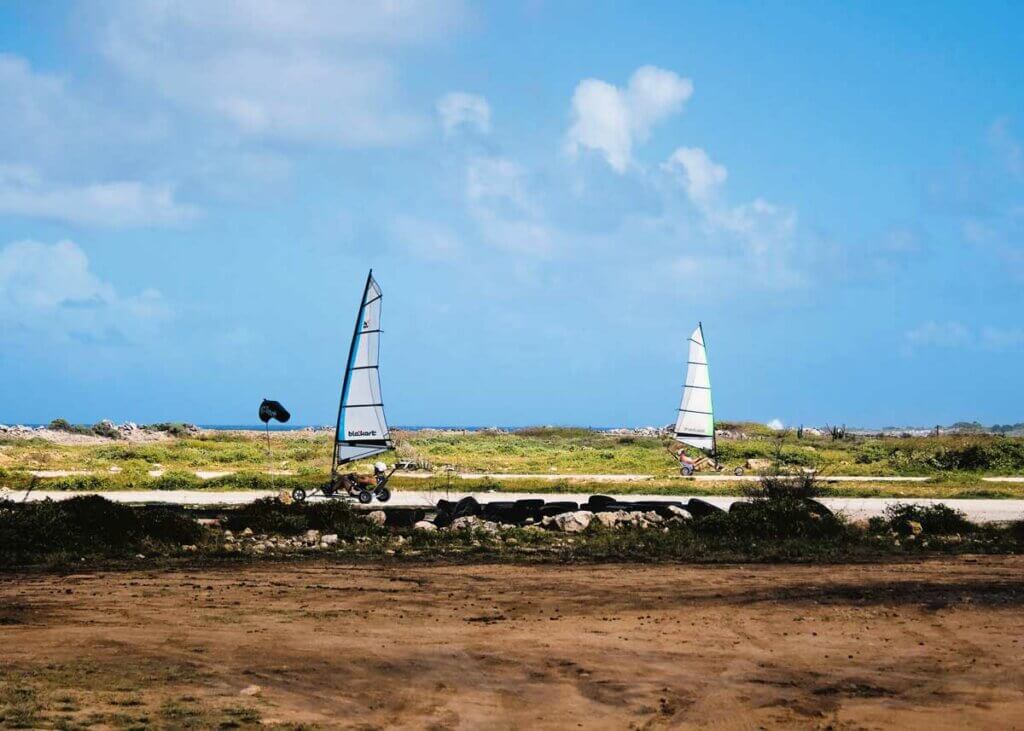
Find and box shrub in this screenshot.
[91,421,121,440]
[0,496,203,563]
[514,426,595,439]
[47,418,93,435]
[146,422,194,438]
[869,503,975,537]
[222,498,381,539]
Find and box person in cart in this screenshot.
[677,448,698,476]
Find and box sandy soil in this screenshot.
[3,558,1024,730]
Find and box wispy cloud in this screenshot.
[95,0,465,148]
[437,92,491,137]
[904,321,1024,352]
[0,239,171,346]
[989,117,1023,177]
[0,165,198,228]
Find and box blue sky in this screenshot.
[1,1,1022,428]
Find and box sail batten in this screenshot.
[334,271,392,468]
[674,323,715,454]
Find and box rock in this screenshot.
[182,544,197,552]
[551,511,593,533]
[594,510,631,528]
[414,521,437,532]
[666,505,691,520]
[241,527,254,537]
[745,458,773,471]
[642,511,664,524]
[134,553,145,559]
[365,510,387,526]
[321,533,339,545]
[451,516,480,530]
[305,529,321,543]
[908,520,923,536]
[108,466,122,473]
[239,685,261,697]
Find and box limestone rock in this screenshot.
[451,516,480,530]
[551,511,593,533]
[414,521,437,532]
[365,510,387,526]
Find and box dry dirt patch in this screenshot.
[2,558,1024,729]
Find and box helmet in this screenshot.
[374,461,386,474]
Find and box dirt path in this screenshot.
[3,558,1024,729]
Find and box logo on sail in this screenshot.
[348,429,378,437]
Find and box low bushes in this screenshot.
[222,498,381,539]
[868,503,975,537]
[0,496,204,563]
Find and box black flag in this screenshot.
[259,399,291,424]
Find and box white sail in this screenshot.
[334,271,392,466]
[674,323,715,453]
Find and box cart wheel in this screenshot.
[680,464,694,477]
[291,487,307,503]
[374,486,391,503]
[358,490,373,504]
[734,467,744,476]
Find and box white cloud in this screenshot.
[566,65,693,172]
[766,419,785,431]
[0,165,197,228]
[96,0,465,148]
[437,92,491,136]
[0,239,170,345]
[663,147,727,204]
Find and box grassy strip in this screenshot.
[6,469,1024,500]
[5,428,1024,478]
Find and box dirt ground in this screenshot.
[3,557,1024,730]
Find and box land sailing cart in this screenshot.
[292,270,396,504]
[672,322,744,477]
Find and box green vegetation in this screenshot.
[3,426,1024,498]
[0,496,205,564]
[3,489,1024,568]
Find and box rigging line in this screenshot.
[681,384,710,390]
[360,328,383,334]
[364,294,382,306]
[678,409,713,415]
[349,365,379,371]
[687,360,708,366]
[343,403,385,407]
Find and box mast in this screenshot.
[701,321,717,459]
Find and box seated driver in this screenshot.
[346,461,388,489]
